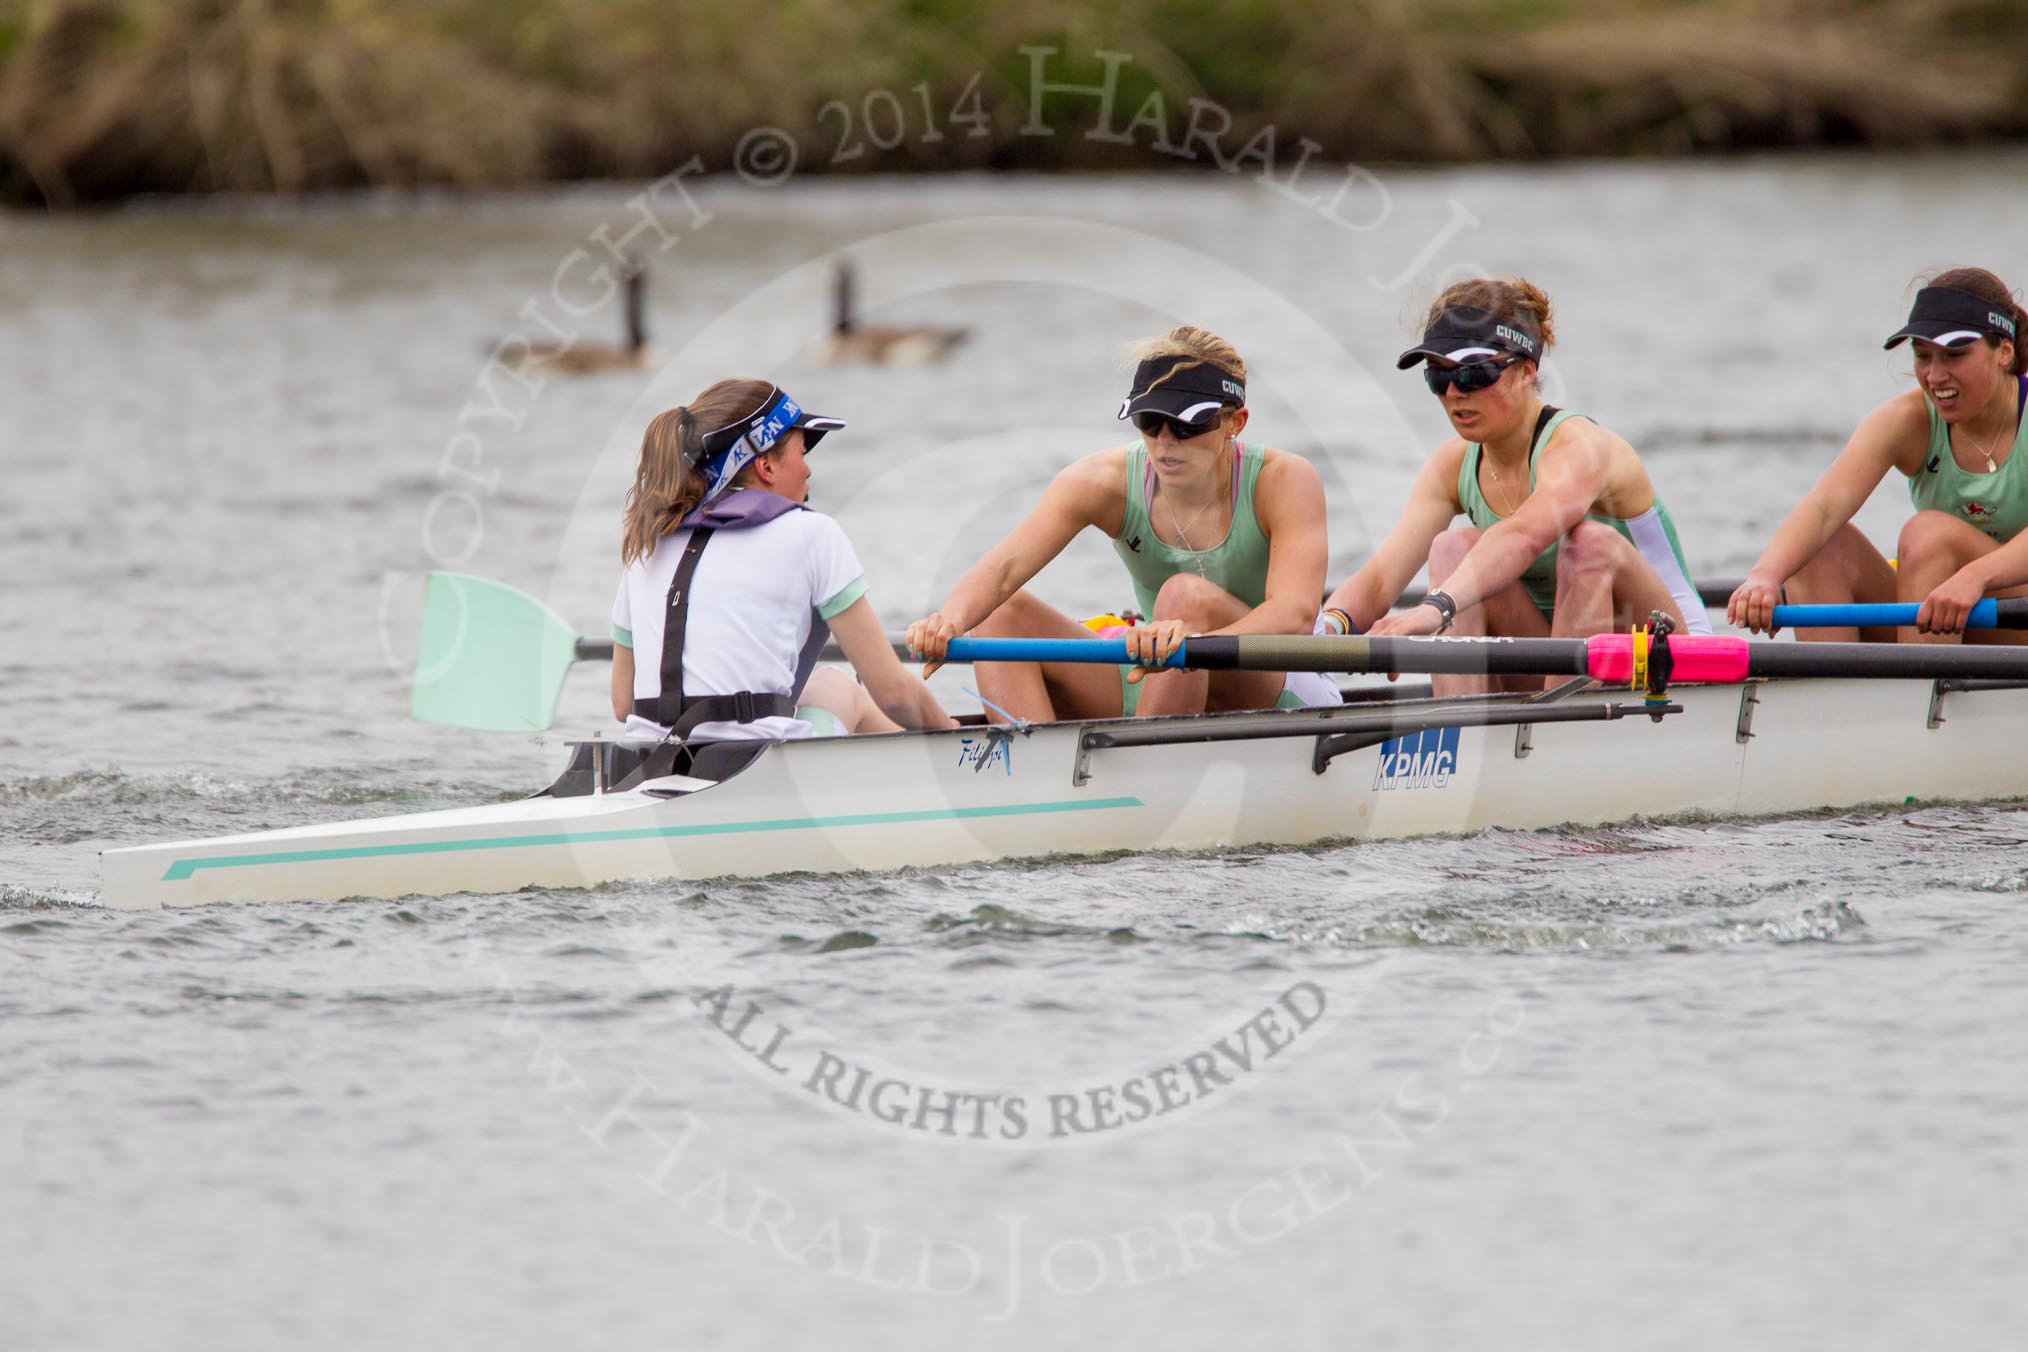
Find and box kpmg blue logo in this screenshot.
[1372,726,1460,791]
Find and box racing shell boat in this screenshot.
[97,673,2028,909]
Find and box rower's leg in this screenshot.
[796,666,901,734]
[1781,523,1898,643]
[1895,511,2010,646]
[1552,521,1690,635]
[1428,527,1549,695]
[971,590,1125,721]
[1132,574,1283,715]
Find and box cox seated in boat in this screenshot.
[1324,276,1710,694]
[906,325,1339,721]
[1728,267,2028,644]
[611,379,955,744]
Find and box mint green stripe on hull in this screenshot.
[160,797,1148,882]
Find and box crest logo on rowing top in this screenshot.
[1964,501,1996,518]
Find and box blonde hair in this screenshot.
[620,378,775,566]
[1922,266,2024,375]
[1127,325,1247,407]
[1422,276,1557,355]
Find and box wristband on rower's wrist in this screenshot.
[1321,607,1357,636]
[1421,590,1458,633]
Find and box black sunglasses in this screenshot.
[1132,411,1220,440]
[1424,355,1520,396]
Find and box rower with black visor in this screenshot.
[1323,276,1710,697]
[1728,268,2028,643]
[907,325,1341,722]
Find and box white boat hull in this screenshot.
[98,678,2028,908]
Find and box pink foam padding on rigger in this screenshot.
[1586,634,1750,684]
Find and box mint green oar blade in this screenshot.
[410,572,585,731]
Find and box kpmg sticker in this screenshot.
[1372,726,1460,791]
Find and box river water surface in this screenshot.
[4,155,2027,1349]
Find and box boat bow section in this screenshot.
[94,730,1153,908]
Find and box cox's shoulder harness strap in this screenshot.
[637,523,796,739]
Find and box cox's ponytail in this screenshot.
[620,379,774,566]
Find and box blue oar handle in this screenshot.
[943,636,1188,668]
[1770,598,2028,630]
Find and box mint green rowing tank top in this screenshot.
[1112,441,1273,617]
[1457,408,1708,630]
[1909,376,2028,543]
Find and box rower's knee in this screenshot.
[1151,572,1235,625]
[796,667,857,727]
[1428,527,1482,582]
[974,589,1042,637]
[1897,509,1978,572]
[1554,520,1625,585]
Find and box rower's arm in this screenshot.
[1325,449,1463,629]
[930,453,1121,633]
[610,642,634,722]
[1204,452,1328,637]
[1434,426,1607,614]
[830,598,956,730]
[1745,395,1921,585]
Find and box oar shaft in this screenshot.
[1199,635,1594,677]
[572,583,1761,670]
[943,634,1597,676]
[1771,599,2028,630]
[945,632,2028,684]
[1743,641,2028,680]
[577,634,914,664]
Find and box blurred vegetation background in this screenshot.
[3,0,2024,205]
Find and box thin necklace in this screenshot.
[1160,449,1231,577]
[1958,412,2013,474]
[1484,451,1522,516]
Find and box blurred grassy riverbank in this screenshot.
[3,0,2025,206]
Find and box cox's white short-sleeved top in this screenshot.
[612,505,867,741]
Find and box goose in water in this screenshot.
[816,260,968,367]
[495,260,653,374]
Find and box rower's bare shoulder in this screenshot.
[1427,435,1470,481]
[1541,413,1622,460]
[1849,389,1934,471]
[1043,446,1130,526]
[1867,387,1935,438]
[1253,445,1322,488]
[1049,446,1129,495]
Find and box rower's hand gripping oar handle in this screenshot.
[1767,597,2028,632]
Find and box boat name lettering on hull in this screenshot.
[957,736,1013,775]
[1373,726,1461,791]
